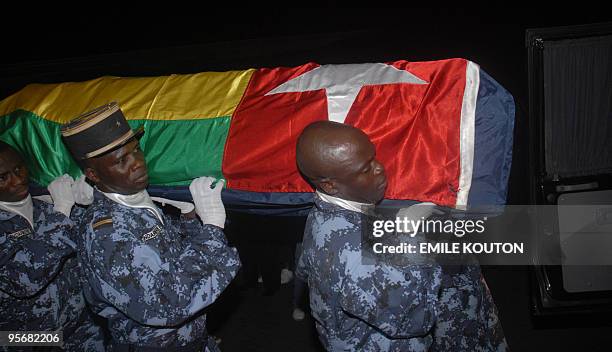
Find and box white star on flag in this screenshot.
[265,63,428,123]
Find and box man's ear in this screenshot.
[317,178,338,196]
[84,166,100,184]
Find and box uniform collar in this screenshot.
[98,189,164,224]
[0,195,34,229]
[315,191,375,216]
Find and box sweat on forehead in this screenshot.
[296,121,370,176]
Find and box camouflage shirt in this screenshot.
[0,198,105,351]
[431,264,509,352]
[296,196,442,351]
[77,191,240,350]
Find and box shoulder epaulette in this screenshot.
[92,217,113,230]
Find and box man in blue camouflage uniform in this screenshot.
[61,102,240,351]
[295,121,442,351]
[295,121,509,351]
[0,141,106,351]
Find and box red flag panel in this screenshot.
[223,59,468,206]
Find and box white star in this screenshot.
[266,63,428,123]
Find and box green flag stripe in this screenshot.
[128,118,230,186]
[0,109,230,186]
[0,110,80,185]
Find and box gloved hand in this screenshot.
[48,174,75,217]
[72,175,94,205]
[397,202,444,224]
[189,177,226,228]
[150,196,195,214]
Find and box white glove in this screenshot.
[150,196,195,214]
[48,174,75,217]
[72,175,94,205]
[397,202,443,223]
[189,177,226,228]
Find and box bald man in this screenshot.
[295,121,441,351]
[295,121,508,352]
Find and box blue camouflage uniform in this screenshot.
[0,198,106,351]
[296,196,442,351]
[77,190,240,351]
[431,264,509,352]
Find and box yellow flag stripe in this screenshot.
[0,69,255,123]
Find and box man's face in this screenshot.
[85,139,148,195]
[328,134,387,204]
[0,148,29,202]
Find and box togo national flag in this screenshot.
[0,58,514,211]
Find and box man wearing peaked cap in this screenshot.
[61,102,240,351]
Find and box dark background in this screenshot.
[3,8,612,351]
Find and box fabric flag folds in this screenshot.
[0,59,514,214]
